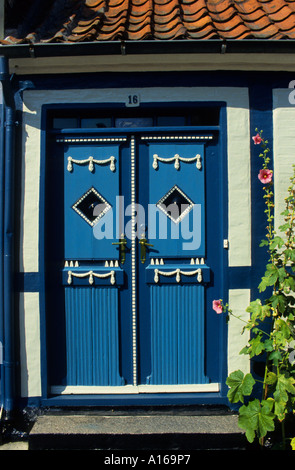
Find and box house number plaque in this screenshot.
[126,94,140,107]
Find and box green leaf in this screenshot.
[268,350,282,367]
[278,267,287,283]
[273,374,295,422]
[264,339,274,352]
[239,345,250,355]
[259,265,279,292]
[258,278,269,293]
[246,299,268,321]
[271,294,288,314]
[270,236,284,250]
[285,276,295,291]
[285,249,295,262]
[248,334,265,358]
[246,299,262,315]
[273,318,292,345]
[273,373,295,423]
[280,209,290,217]
[266,371,277,385]
[274,396,288,422]
[278,222,290,232]
[290,437,295,450]
[238,399,275,443]
[276,373,295,402]
[261,304,272,317]
[226,370,255,404]
[259,239,269,247]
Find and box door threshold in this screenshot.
[51,384,220,395]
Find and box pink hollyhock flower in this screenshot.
[252,133,262,145]
[258,169,272,184]
[213,300,223,314]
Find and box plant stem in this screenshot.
[262,360,269,401]
[281,421,286,450]
[228,311,271,337]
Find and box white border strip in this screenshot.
[19,293,41,397]
[131,136,137,386]
[273,88,295,231]
[51,384,220,395]
[228,289,251,375]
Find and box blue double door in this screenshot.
[47,130,222,394]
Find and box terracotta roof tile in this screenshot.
[3,0,295,44]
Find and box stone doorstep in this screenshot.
[28,414,247,450]
[31,414,242,435]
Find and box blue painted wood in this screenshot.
[148,142,205,258]
[149,285,208,385]
[64,142,120,260]
[47,127,224,397]
[65,286,122,386]
[138,138,209,387]
[138,135,214,389]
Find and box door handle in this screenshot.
[112,234,127,265]
[139,237,154,264]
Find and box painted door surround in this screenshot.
[19,86,251,403]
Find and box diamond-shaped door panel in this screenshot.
[156,185,194,224]
[72,187,111,227]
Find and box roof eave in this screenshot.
[1,39,295,59]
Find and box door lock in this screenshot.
[139,236,153,264]
[112,234,127,265]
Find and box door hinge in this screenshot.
[223,239,229,249]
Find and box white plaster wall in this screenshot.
[20,86,251,396]
[10,53,295,76]
[227,289,251,375]
[273,89,295,230]
[19,293,41,397]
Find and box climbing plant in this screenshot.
[213,129,295,449]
